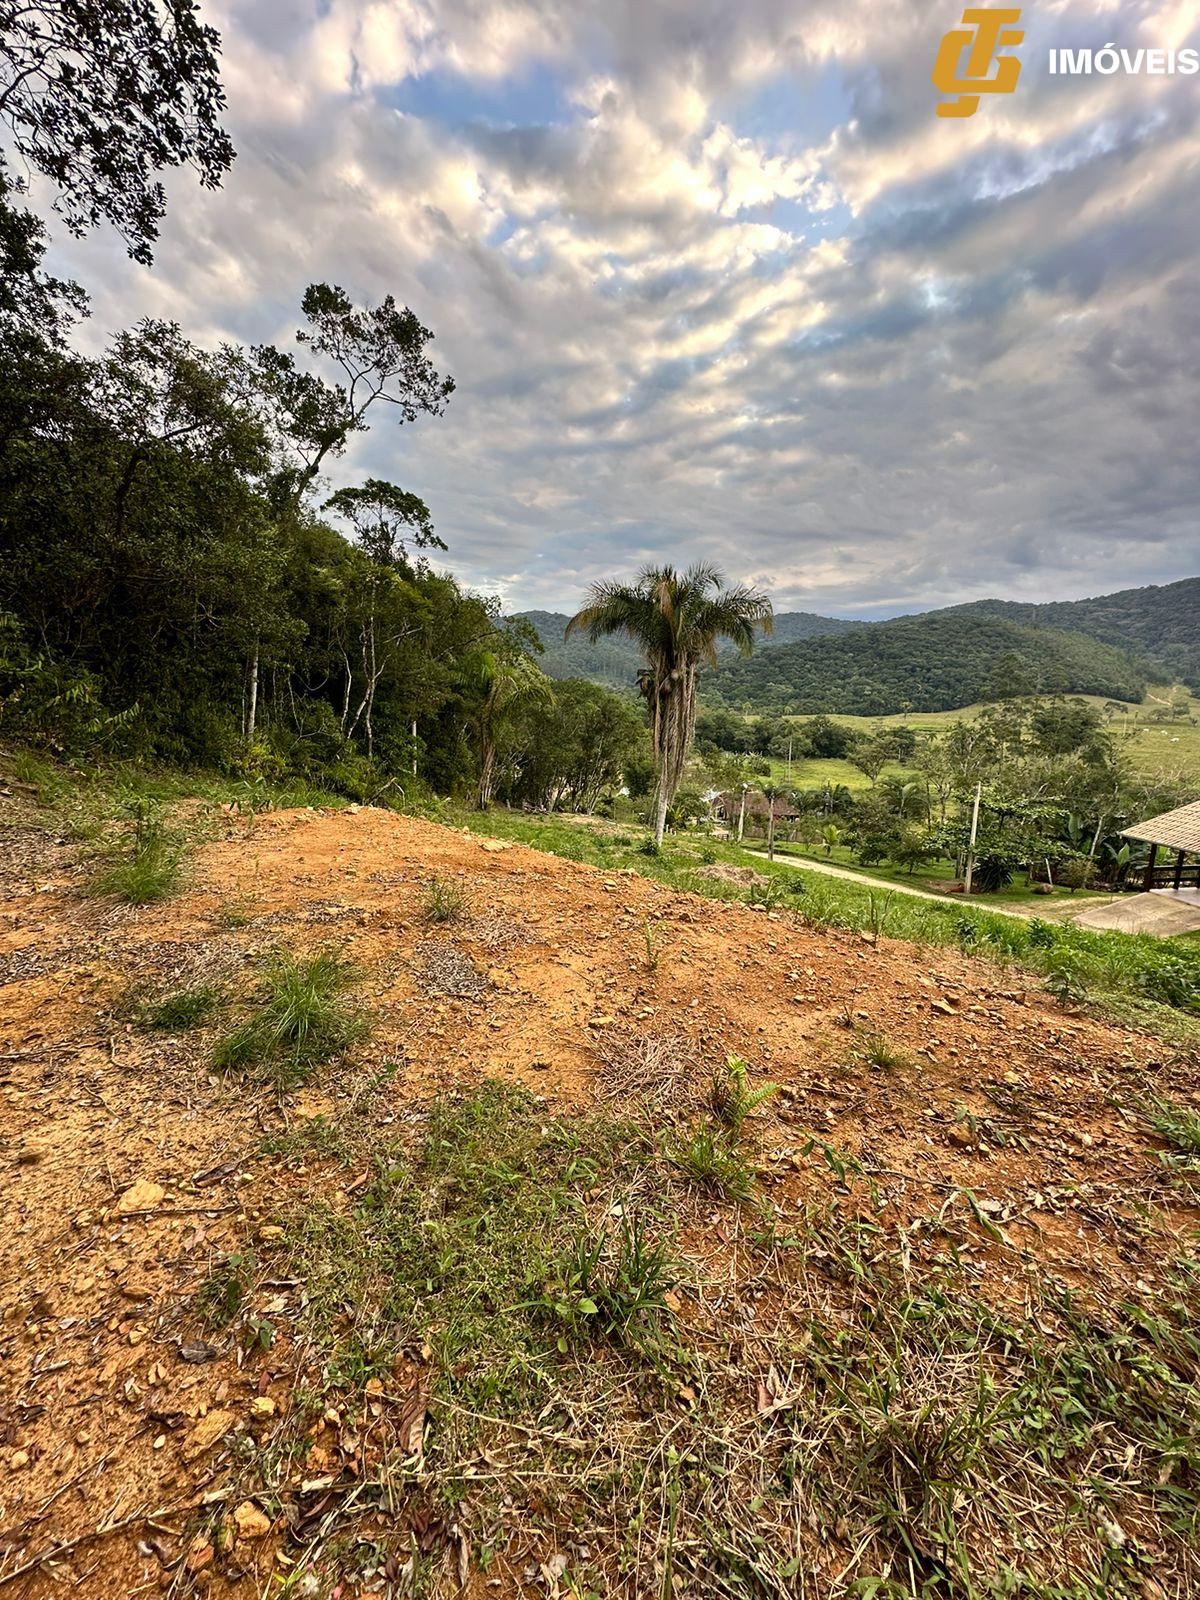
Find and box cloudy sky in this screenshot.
[46,0,1200,616]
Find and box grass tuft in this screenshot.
[87,801,188,904]
[136,984,224,1032]
[421,875,466,924]
[1142,1095,1200,1173]
[857,1031,911,1072]
[213,947,366,1087]
[667,1123,755,1201]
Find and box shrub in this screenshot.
[1043,951,1089,1009]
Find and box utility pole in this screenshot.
[964,781,982,896]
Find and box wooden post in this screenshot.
[1143,841,1158,891]
[1173,848,1185,890]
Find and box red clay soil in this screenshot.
[0,803,1195,1597]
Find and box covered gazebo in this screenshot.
[1122,800,1200,897]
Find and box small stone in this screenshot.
[249,1396,276,1420]
[186,1543,214,1574]
[184,1408,236,1461]
[233,1501,272,1540]
[116,1179,165,1215]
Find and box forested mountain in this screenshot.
[521,578,1195,714]
[514,607,857,686]
[935,578,1200,689]
[705,613,1150,716]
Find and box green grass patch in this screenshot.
[667,1123,756,1201]
[86,800,189,904]
[1142,1096,1200,1175]
[279,1082,668,1408]
[213,947,366,1088]
[197,1082,1200,1597]
[136,983,225,1032]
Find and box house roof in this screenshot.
[1121,799,1200,853]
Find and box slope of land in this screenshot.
[2,799,1199,1598]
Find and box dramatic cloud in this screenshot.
[43,0,1200,614]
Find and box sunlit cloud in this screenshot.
[42,0,1200,615]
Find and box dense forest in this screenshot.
[705,612,1151,716]
[939,579,1200,691]
[0,184,648,809]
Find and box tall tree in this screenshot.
[251,285,454,507]
[567,564,772,846]
[319,482,443,758]
[0,0,234,264]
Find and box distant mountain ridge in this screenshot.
[933,578,1200,689]
[706,612,1149,716]
[513,576,1196,714]
[513,608,858,688]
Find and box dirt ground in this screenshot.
[1,802,1196,1597]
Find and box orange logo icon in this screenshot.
[933,8,1024,116]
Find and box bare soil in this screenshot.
[1,802,1196,1597]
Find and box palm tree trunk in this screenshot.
[477,738,495,810]
[736,787,746,842]
[653,785,669,847]
[767,809,776,861]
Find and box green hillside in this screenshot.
[938,577,1200,689]
[515,607,857,686]
[706,612,1149,716]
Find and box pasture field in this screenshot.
[748,688,1199,793]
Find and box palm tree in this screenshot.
[464,650,554,809]
[567,565,772,846]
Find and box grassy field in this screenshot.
[750,688,1200,793]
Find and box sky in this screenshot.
[42,0,1200,617]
